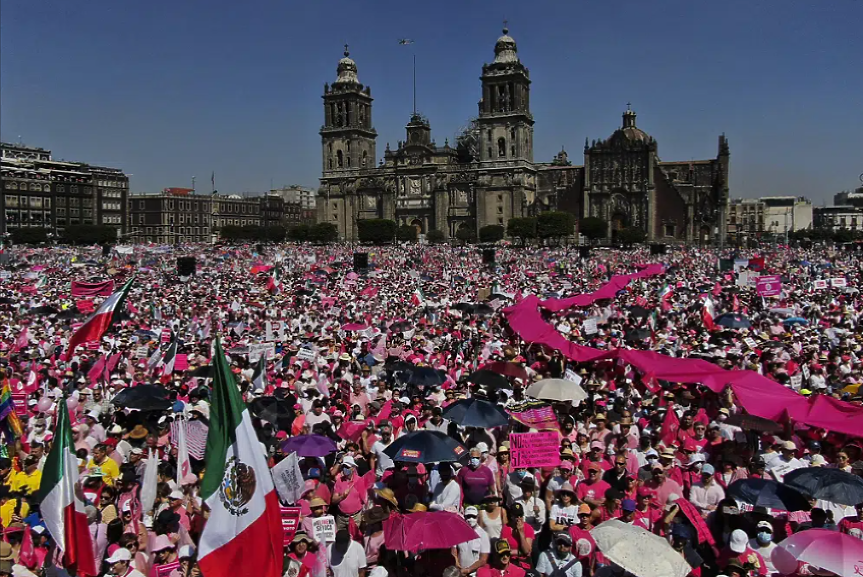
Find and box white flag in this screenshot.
[140,449,159,513]
[176,418,196,486]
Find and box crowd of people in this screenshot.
[0,241,861,577]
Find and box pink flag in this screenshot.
[88,357,107,385]
[13,328,29,352]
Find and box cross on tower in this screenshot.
[626,102,632,111]
[343,43,349,56]
[503,19,508,33]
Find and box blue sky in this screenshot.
[2,0,861,203]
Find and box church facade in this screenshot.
[318,29,729,244]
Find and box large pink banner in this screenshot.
[756,275,782,297]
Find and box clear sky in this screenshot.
[2,0,861,203]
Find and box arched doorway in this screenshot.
[411,218,423,236]
[610,211,628,244]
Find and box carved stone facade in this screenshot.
[319,34,729,243]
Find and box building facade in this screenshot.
[1,142,129,237]
[318,29,729,243]
[726,196,812,243]
[127,189,213,244]
[269,186,317,227]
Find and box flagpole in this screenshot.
[413,53,416,116]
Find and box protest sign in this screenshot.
[281,506,301,546]
[789,374,803,391]
[813,279,828,290]
[509,431,561,469]
[506,400,560,431]
[312,515,336,543]
[756,275,782,297]
[248,343,275,362]
[296,347,317,362]
[582,318,598,335]
[831,277,848,288]
[271,453,304,504]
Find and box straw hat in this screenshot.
[374,488,398,508]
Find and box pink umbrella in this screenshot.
[383,512,477,552]
[772,528,863,576]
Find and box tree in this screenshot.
[507,217,537,247]
[357,219,397,244]
[537,211,575,245]
[10,227,49,245]
[455,225,477,245]
[426,229,446,244]
[261,225,286,242]
[833,229,854,244]
[308,222,338,243]
[396,225,418,242]
[61,225,118,245]
[578,216,608,242]
[287,224,311,242]
[617,226,647,246]
[479,225,505,243]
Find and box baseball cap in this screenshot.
[495,540,511,555]
[342,456,357,468]
[578,503,591,515]
[701,463,715,476]
[560,461,575,471]
[464,506,478,518]
[554,532,573,545]
[729,529,748,553]
[621,499,636,512]
[511,503,525,517]
[106,549,132,564]
[756,521,773,532]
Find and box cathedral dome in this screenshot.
[493,26,519,64]
[614,107,651,143]
[335,46,359,84]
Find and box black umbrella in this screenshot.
[488,293,511,302]
[191,366,212,378]
[724,413,782,434]
[386,360,414,373]
[454,303,473,312]
[784,467,863,506]
[727,479,809,512]
[714,313,752,329]
[249,397,294,431]
[112,385,172,411]
[28,305,58,315]
[472,304,495,316]
[466,369,512,390]
[628,305,650,319]
[624,328,651,343]
[404,367,446,388]
[441,398,509,428]
[389,321,412,333]
[58,309,81,319]
[383,430,467,463]
[295,289,314,296]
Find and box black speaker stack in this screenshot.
[482,249,495,265]
[353,252,369,271]
[177,256,197,276]
[578,246,591,259]
[649,244,667,255]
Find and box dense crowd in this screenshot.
[0,242,861,577]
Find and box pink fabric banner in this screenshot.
[71,280,114,297]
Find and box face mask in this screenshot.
[757,532,772,544]
[342,467,353,476]
[469,458,481,468]
[555,547,569,560]
[466,517,478,527]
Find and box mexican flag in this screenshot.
[64,277,134,360]
[160,332,178,378]
[198,338,281,577]
[34,275,48,290]
[702,296,716,331]
[266,268,282,294]
[38,398,98,576]
[411,285,425,306]
[659,283,673,301]
[251,355,266,393]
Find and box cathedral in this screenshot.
[317,28,730,244]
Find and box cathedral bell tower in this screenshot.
[321,46,377,174]
[477,25,534,164]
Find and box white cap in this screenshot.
[169,490,184,500]
[106,548,132,564]
[342,456,357,468]
[729,529,748,553]
[476,442,489,453]
[178,545,196,559]
[86,410,100,419]
[464,506,478,517]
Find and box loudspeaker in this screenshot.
[482,249,495,264]
[578,246,591,259]
[177,256,196,276]
[101,245,111,257]
[255,243,264,254]
[353,252,369,271]
[649,244,667,255]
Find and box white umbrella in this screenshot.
[591,520,691,577]
[525,378,588,403]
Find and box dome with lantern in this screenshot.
[335,46,359,85]
[493,26,519,64]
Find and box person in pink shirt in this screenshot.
[579,442,611,476]
[576,463,611,507]
[646,464,684,508]
[331,456,367,531]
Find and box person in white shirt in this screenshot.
[515,474,546,532]
[748,521,777,574]
[536,532,582,577]
[429,464,462,512]
[688,464,725,516]
[370,421,396,477]
[327,529,368,577]
[455,507,490,576]
[105,548,146,577]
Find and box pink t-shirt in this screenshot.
[333,475,367,515]
[576,479,611,503]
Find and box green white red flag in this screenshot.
[198,337,282,577]
[64,277,134,360]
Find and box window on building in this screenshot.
[362,151,368,167]
[498,138,506,158]
[511,145,516,157]
[664,224,675,237]
[337,150,344,168]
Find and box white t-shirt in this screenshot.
[372,439,395,476]
[327,539,367,577]
[550,503,579,528]
[456,525,491,571]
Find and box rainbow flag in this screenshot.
[0,379,24,441]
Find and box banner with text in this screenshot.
[509,431,561,469]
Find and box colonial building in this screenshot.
[318,29,730,243]
[269,186,317,227]
[128,189,213,244]
[1,142,129,237]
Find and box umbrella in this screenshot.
[28,305,58,315]
[111,385,172,411]
[383,511,477,552]
[404,367,446,388]
[727,479,810,512]
[441,398,509,428]
[484,361,527,381]
[191,366,212,378]
[714,313,752,329]
[389,320,412,333]
[280,434,337,457]
[248,397,294,431]
[466,369,512,390]
[723,413,783,434]
[627,305,650,319]
[525,378,588,404]
[624,328,651,343]
[784,467,863,506]
[783,317,809,326]
[471,303,494,316]
[771,529,863,577]
[383,431,467,463]
[591,520,691,577]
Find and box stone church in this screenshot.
[318,28,729,243]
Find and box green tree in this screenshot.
[10,227,50,245]
[537,211,575,245]
[455,225,477,245]
[288,224,311,242]
[308,222,339,243]
[578,216,608,241]
[617,226,647,246]
[507,217,537,247]
[61,224,118,245]
[261,225,286,242]
[479,225,505,243]
[218,225,243,241]
[396,225,418,242]
[426,229,446,244]
[357,219,397,244]
[833,228,854,244]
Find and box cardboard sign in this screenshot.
[769,460,800,483]
[582,318,598,335]
[831,277,848,288]
[801,365,810,380]
[312,515,336,543]
[756,275,782,297]
[135,345,150,359]
[281,506,302,546]
[248,343,275,363]
[743,337,758,350]
[813,279,828,290]
[297,347,316,362]
[509,431,561,469]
